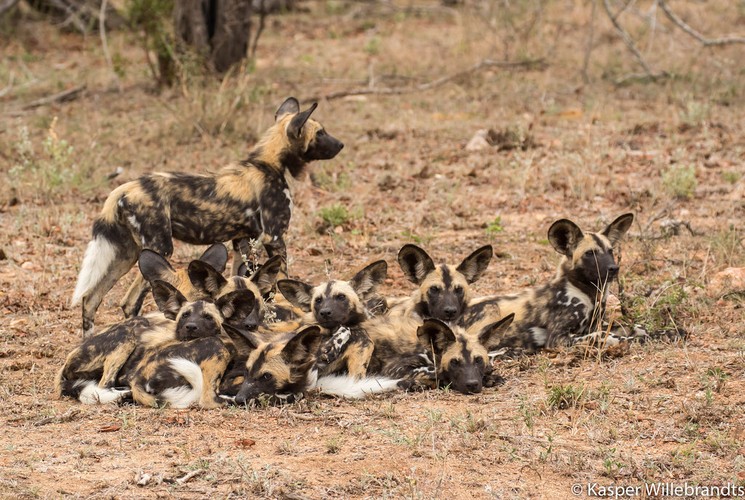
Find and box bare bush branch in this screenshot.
[309,58,548,102]
[658,0,745,46]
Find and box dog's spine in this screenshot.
[159,357,202,408]
[314,374,400,399]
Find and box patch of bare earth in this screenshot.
[1,1,743,497]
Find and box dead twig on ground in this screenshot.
[174,469,203,485]
[23,84,86,109]
[658,0,745,46]
[308,58,548,102]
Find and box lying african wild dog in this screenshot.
[219,323,401,404]
[134,243,229,305]
[389,244,493,323]
[276,260,388,378]
[127,281,256,409]
[72,97,344,337]
[56,280,254,405]
[469,213,647,351]
[347,312,515,394]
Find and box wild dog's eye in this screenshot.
[317,129,326,136]
[474,357,484,366]
[181,311,191,318]
[608,248,614,256]
[202,314,214,323]
[429,286,441,294]
[335,294,346,301]
[584,250,596,258]
[261,373,273,382]
[449,358,461,367]
[454,285,464,295]
[314,297,322,304]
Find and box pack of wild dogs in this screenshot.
[57,98,680,408]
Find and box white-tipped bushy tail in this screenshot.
[314,375,401,399]
[71,235,118,306]
[159,358,202,408]
[76,381,131,404]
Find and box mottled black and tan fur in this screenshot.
[72,97,343,337]
[126,281,257,409]
[389,244,493,323]
[276,260,388,378]
[471,213,638,351]
[360,313,514,394]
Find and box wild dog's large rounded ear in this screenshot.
[198,243,229,274]
[250,255,284,296]
[275,97,300,121]
[188,260,228,297]
[602,213,634,246]
[349,260,388,299]
[398,244,436,285]
[478,313,515,351]
[276,279,314,312]
[139,250,176,283]
[456,245,493,284]
[151,280,188,320]
[417,318,456,355]
[288,102,318,140]
[222,323,261,353]
[548,219,584,257]
[216,289,257,323]
[282,325,323,364]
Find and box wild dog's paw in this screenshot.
[651,326,688,342]
[319,326,352,365]
[482,366,506,388]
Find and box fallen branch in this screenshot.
[308,58,548,101]
[175,469,203,485]
[23,84,86,109]
[658,0,745,46]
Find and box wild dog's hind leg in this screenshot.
[81,246,139,337]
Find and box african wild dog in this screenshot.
[276,260,388,378]
[219,324,401,404]
[56,280,254,405]
[470,213,649,351]
[126,281,256,408]
[72,97,344,337]
[130,243,229,308]
[356,312,515,394]
[389,244,493,323]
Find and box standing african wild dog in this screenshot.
[388,244,493,323]
[72,97,344,336]
[276,260,388,378]
[470,213,637,351]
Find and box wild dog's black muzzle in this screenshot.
[306,132,344,160]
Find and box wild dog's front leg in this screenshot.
[344,338,374,379]
[120,275,151,318]
[259,192,290,278]
[98,339,138,389]
[198,346,231,409]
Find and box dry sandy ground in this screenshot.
[0,1,743,497]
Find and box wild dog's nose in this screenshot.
[443,306,458,319]
[235,393,247,405]
[607,265,619,277]
[465,380,482,394]
[185,323,198,333]
[319,308,332,319]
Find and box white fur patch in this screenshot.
[530,326,548,346]
[71,236,118,306]
[160,358,202,408]
[314,375,400,399]
[76,380,130,404]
